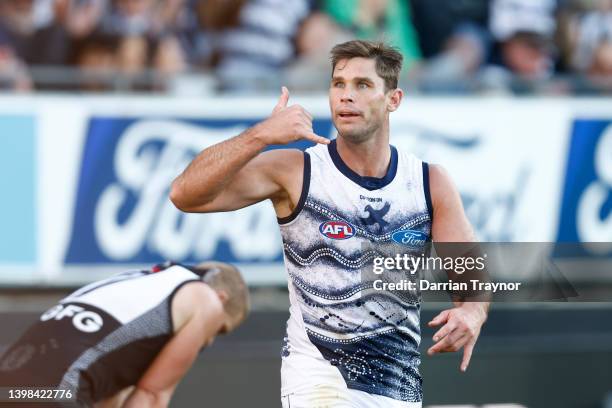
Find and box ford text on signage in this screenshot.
[64,117,334,264]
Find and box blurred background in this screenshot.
[0,0,611,93]
[0,0,611,407]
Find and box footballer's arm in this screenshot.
[426,164,489,372]
[120,284,225,408]
[170,87,327,217]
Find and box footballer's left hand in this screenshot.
[427,302,488,372]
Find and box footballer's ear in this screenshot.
[387,88,403,112]
[215,289,229,305]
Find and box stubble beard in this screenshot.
[335,118,381,144]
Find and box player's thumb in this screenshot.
[428,310,450,327]
[273,86,290,113]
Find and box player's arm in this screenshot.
[94,387,134,408]
[121,284,224,408]
[170,87,328,214]
[425,164,489,372]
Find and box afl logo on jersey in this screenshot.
[41,304,103,333]
[391,229,428,247]
[319,221,356,240]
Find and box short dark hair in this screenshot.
[330,40,403,91]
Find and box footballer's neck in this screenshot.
[336,129,391,179]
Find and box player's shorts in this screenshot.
[281,384,422,408]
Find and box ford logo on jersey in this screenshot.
[319,221,356,240]
[391,230,428,247]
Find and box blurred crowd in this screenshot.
[0,0,611,94]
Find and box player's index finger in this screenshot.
[428,318,444,327]
[461,341,475,372]
[428,310,449,327]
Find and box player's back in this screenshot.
[0,264,201,405]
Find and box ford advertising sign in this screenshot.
[556,120,612,256]
[64,117,334,264]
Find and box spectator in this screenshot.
[53,0,107,39]
[482,0,559,91]
[588,40,612,78]
[0,0,107,68]
[0,29,32,91]
[72,32,118,90]
[285,11,352,91]
[188,0,246,69]
[100,0,156,36]
[99,0,189,79]
[30,0,108,66]
[566,0,612,74]
[214,0,311,92]
[0,0,39,62]
[322,0,422,71]
[554,0,612,92]
[410,0,489,58]
[116,34,148,74]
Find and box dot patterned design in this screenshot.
[284,244,380,269]
[290,271,370,301]
[329,349,373,381]
[281,336,291,358]
[319,311,352,329]
[306,327,397,344]
[307,329,422,402]
[293,278,421,339]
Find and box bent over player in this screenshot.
[0,261,249,407]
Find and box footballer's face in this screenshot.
[212,309,246,345]
[329,57,401,143]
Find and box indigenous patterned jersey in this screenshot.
[279,140,432,403]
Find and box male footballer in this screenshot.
[0,261,249,407]
[171,40,488,407]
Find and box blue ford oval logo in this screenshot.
[391,229,428,247]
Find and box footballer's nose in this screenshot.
[339,86,355,103]
[340,92,355,103]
